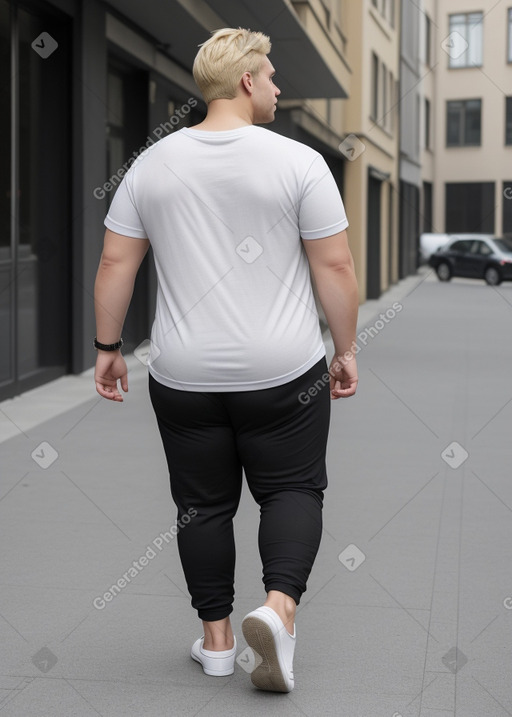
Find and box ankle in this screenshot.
[264,591,296,633]
[265,590,296,613]
[202,636,234,651]
[267,607,295,635]
[202,619,234,651]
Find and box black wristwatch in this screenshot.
[93,337,124,351]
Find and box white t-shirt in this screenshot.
[104,125,349,391]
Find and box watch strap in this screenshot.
[93,337,124,351]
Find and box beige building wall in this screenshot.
[433,2,512,234]
[282,1,401,301]
[343,0,401,300]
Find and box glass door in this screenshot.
[0,0,72,401]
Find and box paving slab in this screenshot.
[1,270,512,716]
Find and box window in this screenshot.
[425,15,431,66]
[382,64,387,127]
[416,94,421,155]
[389,71,395,132]
[448,13,483,68]
[423,182,433,233]
[371,0,394,27]
[371,52,379,119]
[495,237,512,252]
[425,98,431,149]
[508,8,512,62]
[446,99,481,146]
[470,240,492,256]
[445,182,495,233]
[450,240,473,253]
[506,97,512,144]
[371,54,394,131]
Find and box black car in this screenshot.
[429,234,512,286]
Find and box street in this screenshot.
[1,268,511,716]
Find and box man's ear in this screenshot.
[240,71,254,95]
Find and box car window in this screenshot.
[471,241,492,256]
[449,240,472,253]
[494,238,512,253]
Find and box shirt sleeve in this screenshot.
[299,154,349,240]
[104,170,148,239]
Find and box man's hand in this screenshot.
[93,229,149,402]
[302,230,359,400]
[329,354,358,399]
[95,351,128,402]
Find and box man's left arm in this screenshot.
[94,228,150,402]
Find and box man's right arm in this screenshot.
[302,229,359,399]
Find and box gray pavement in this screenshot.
[1,268,512,716]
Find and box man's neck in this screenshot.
[190,100,254,131]
[189,120,251,132]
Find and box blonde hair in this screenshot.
[193,28,271,104]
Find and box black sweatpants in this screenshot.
[148,357,331,622]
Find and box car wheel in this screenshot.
[484,266,502,286]
[436,262,452,282]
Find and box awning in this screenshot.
[104,0,349,100]
[209,0,348,99]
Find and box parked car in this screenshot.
[429,234,512,285]
[419,233,450,262]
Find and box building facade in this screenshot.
[271,0,403,303]
[399,0,422,277]
[418,0,436,238]
[399,0,512,272]
[335,0,401,301]
[432,2,512,237]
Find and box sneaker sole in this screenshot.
[242,616,291,692]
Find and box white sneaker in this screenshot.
[242,606,296,692]
[191,635,237,676]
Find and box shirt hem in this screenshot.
[147,346,326,392]
[301,218,349,239]
[104,216,148,239]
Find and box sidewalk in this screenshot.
[1,269,512,716]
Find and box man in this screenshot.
[94,27,358,693]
